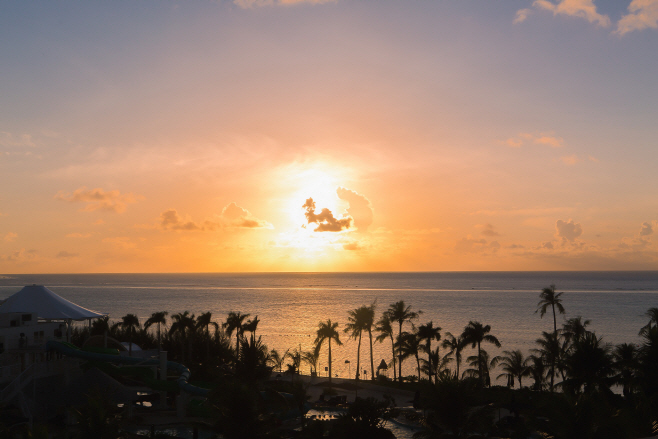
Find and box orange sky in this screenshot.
[1,1,658,273]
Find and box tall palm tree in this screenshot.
[120,313,140,357]
[314,319,342,384]
[398,329,423,381]
[532,330,565,392]
[461,321,501,387]
[375,314,397,382]
[224,311,250,356]
[302,348,321,377]
[417,321,442,383]
[385,301,420,382]
[463,349,501,387]
[344,305,371,380]
[169,311,196,363]
[144,311,168,352]
[196,312,219,360]
[242,315,260,336]
[442,332,466,380]
[364,302,376,380]
[536,284,565,335]
[492,350,530,389]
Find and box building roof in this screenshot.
[0,285,105,321]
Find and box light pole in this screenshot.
[345,359,351,378]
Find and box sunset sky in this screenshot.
[1,0,657,273]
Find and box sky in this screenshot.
[1,0,657,273]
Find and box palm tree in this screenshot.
[420,347,452,383]
[364,302,376,380]
[375,314,397,382]
[461,321,501,387]
[561,332,613,394]
[242,315,260,336]
[385,301,420,382]
[639,307,658,336]
[344,305,372,380]
[268,348,289,373]
[224,311,250,357]
[612,342,639,398]
[169,311,196,362]
[562,316,592,345]
[526,354,547,391]
[536,284,565,335]
[398,329,423,381]
[302,348,321,377]
[532,330,565,392]
[463,349,501,387]
[417,321,442,383]
[314,319,342,384]
[144,311,168,352]
[493,350,530,389]
[120,313,140,357]
[442,332,466,380]
[196,312,219,360]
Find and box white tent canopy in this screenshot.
[0,285,106,321]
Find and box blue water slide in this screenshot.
[45,340,209,397]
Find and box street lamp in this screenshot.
[345,360,351,378]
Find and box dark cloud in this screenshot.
[158,203,272,231]
[56,251,79,259]
[343,242,361,251]
[640,221,653,237]
[480,223,500,237]
[556,219,583,242]
[303,198,351,232]
[336,187,373,232]
[160,209,204,231]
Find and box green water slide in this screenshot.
[45,340,210,396]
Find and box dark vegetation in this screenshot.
[13,286,658,438]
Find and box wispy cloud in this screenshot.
[3,232,17,242]
[55,187,142,213]
[504,132,564,148]
[516,0,610,26]
[158,203,273,231]
[616,0,658,35]
[234,0,335,8]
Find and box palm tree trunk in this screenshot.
[356,332,362,380]
[416,354,421,381]
[328,339,333,384]
[368,329,375,380]
[552,303,557,335]
[427,341,432,383]
[477,341,483,386]
[398,322,403,382]
[390,335,397,382]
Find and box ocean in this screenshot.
[1,271,656,384]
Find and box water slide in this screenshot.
[45,340,210,397]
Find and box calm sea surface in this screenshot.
[1,272,657,384]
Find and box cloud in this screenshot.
[515,8,533,23]
[0,131,35,148]
[478,224,500,237]
[0,249,36,262]
[158,203,272,231]
[55,187,141,213]
[556,219,583,242]
[234,0,334,8]
[616,0,658,35]
[640,221,654,237]
[56,251,79,259]
[531,0,610,26]
[336,187,373,232]
[221,202,273,229]
[3,232,17,242]
[504,132,564,148]
[303,198,351,232]
[560,154,580,165]
[454,237,500,254]
[343,242,362,251]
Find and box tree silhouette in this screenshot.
[120,313,140,357]
[314,319,342,384]
[169,311,196,362]
[375,314,397,382]
[224,311,250,358]
[536,284,565,335]
[417,321,442,383]
[461,321,501,387]
[385,301,419,382]
[442,332,466,380]
[344,305,372,380]
[493,349,530,389]
[144,311,168,352]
